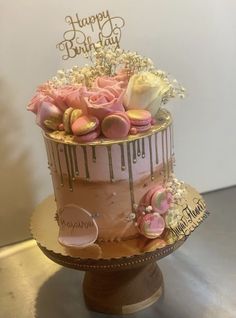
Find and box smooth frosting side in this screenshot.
[52,164,166,242]
[45,121,174,241]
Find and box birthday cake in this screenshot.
[28,46,207,258]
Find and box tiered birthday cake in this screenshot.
[28,47,207,258]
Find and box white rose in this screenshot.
[124,72,169,116]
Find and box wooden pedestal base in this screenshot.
[83,262,163,314]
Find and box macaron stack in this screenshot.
[126,109,152,135]
[63,107,83,133]
[136,186,173,239]
[137,213,165,239]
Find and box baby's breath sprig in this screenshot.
[93,44,123,76]
[151,70,186,104]
[48,45,186,101]
[118,51,154,77]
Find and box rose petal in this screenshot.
[86,97,125,121]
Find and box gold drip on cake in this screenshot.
[56,143,64,186]
[132,141,137,164]
[165,129,169,180]
[44,139,52,169]
[161,131,166,182]
[63,144,73,191]
[82,146,90,180]
[168,125,173,173]
[170,124,175,172]
[68,145,75,181]
[92,146,96,163]
[42,109,173,189]
[137,139,141,157]
[119,143,126,171]
[171,124,174,156]
[49,141,57,172]
[126,142,135,213]
[107,145,115,182]
[141,138,145,158]
[72,146,79,176]
[155,132,159,165]
[148,136,154,181]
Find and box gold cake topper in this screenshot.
[56,10,125,60]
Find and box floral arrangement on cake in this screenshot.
[28,46,185,142]
[28,46,208,257]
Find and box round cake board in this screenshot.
[31,184,208,314]
[30,196,188,314]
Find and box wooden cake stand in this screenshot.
[31,196,185,315]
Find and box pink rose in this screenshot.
[28,84,71,114]
[85,88,125,121]
[27,92,54,114]
[85,76,125,120]
[93,76,125,97]
[47,86,76,112]
[36,101,63,130]
[63,86,93,114]
[28,84,92,117]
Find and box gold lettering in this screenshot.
[57,10,125,60]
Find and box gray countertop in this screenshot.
[1,187,236,318]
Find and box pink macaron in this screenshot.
[151,187,172,214]
[72,115,99,136]
[126,109,152,133]
[76,126,101,143]
[138,185,172,215]
[101,112,131,139]
[137,213,165,239]
[138,186,161,212]
[133,122,152,133]
[126,109,152,125]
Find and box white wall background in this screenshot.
[1,0,236,244]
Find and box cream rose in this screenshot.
[124,72,169,116]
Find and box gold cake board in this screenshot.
[31,196,187,314]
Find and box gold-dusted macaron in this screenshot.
[72,115,99,136]
[63,107,73,133]
[70,109,83,125]
[126,109,152,122]
[63,108,83,134]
